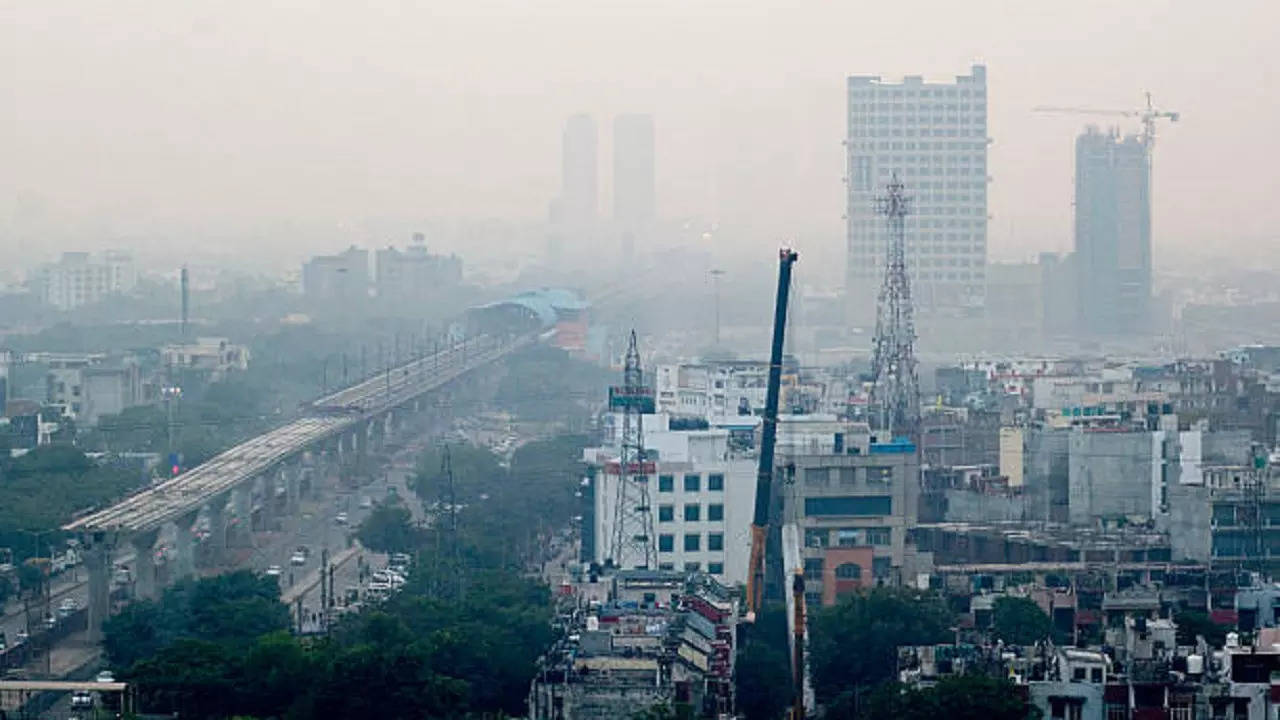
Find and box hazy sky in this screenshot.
[4,0,1277,272]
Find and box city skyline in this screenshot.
[4,1,1277,274]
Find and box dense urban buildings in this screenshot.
[1074,127,1153,337]
[300,245,369,302]
[845,64,989,324]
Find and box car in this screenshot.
[95,670,115,683]
[289,552,307,566]
[334,512,349,525]
[59,597,79,613]
[265,565,283,577]
[358,496,373,510]
[71,690,93,709]
[43,615,57,629]
[389,553,411,566]
[14,630,28,645]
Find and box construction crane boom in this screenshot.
[1033,91,1180,148]
[745,247,798,620]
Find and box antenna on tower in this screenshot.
[869,173,921,440]
[608,330,657,569]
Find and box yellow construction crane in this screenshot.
[1034,92,1180,149]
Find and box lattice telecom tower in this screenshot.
[609,330,657,569]
[869,173,921,439]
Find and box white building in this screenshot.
[161,337,250,381]
[653,361,770,420]
[845,64,988,322]
[34,251,138,311]
[586,413,756,585]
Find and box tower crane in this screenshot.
[1033,92,1180,149]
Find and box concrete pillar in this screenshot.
[256,475,276,531]
[82,532,114,644]
[229,486,253,543]
[285,465,301,515]
[204,495,230,568]
[172,511,199,581]
[130,530,160,601]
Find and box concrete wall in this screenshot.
[1025,428,1070,523]
[1068,431,1155,525]
[941,488,1039,523]
[1167,482,1212,562]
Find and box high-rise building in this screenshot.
[560,113,598,228]
[845,64,989,324]
[34,251,138,311]
[301,246,369,303]
[1074,127,1151,336]
[374,234,462,303]
[613,113,656,230]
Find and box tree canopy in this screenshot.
[809,588,953,702]
[848,675,1041,720]
[991,596,1053,646]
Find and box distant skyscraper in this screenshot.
[1074,127,1151,336]
[613,114,656,228]
[560,114,598,227]
[845,64,988,324]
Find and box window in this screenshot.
[708,504,724,522]
[867,466,893,484]
[804,529,828,548]
[838,467,857,485]
[659,534,674,552]
[805,592,823,608]
[837,529,860,547]
[658,505,674,522]
[835,563,862,580]
[708,473,724,491]
[684,474,701,492]
[804,496,892,517]
[658,562,675,571]
[659,475,674,492]
[684,534,701,552]
[708,562,724,575]
[804,558,824,580]
[684,504,701,522]
[872,557,892,579]
[806,468,831,487]
[864,527,891,546]
[708,533,724,551]
[685,562,701,572]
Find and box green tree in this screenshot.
[809,588,952,702]
[357,504,421,554]
[991,596,1053,645]
[1174,610,1228,647]
[850,675,1041,720]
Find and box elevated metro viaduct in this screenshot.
[65,329,547,641]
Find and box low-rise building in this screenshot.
[161,337,250,381]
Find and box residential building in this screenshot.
[613,113,655,259]
[654,361,769,420]
[527,571,737,719]
[845,64,988,323]
[373,235,463,303]
[33,251,138,310]
[42,353,145,426]
[585,413,756,583]
[1074,127,1151,337]
[301,246,369,302]
[778,430,921,606]
[161,338,250,382]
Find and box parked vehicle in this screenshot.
[289,551,307,566]
[95,670,115,683]
[265,565,283,577]
[71,691,93,709]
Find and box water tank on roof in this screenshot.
[1187,654,1204,675]
[1226,632,1240,648]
